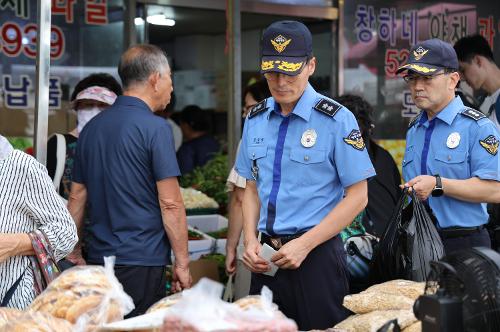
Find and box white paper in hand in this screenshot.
[259,243,279,276]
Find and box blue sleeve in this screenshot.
[470,121,500,181]
[176,145,195,175]
[151,123,181,181]
[72,136,85,184]
[235,118,253,180]
[333,110,376,187]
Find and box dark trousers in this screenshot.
[250,236,349,331]
[114,265,167,318]
[440,228,491,255]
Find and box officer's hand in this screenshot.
[242,238,270,273]
[271,238,310,270]
[402,175,436,201]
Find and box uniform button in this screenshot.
[447,155,451,161]
[252,153,255,158]
[304,155,310,161]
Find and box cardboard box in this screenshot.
[189,259,220,285]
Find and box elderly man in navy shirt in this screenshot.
[68,44,191,317]
[235,21,375,330]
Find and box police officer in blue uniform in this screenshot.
[397,38,500,254]
[235,21,376,330]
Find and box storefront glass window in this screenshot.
[0,0,124,150]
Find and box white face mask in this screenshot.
[77,106,103,134]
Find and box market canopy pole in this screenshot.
[227,0,241,169]
[34,0,52,165]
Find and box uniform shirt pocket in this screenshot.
[433,150,468,178]
[402,150,415,167]
[289,148,327,185]
[248,145,268,160]
[290,148,326,164]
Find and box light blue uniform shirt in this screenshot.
[403,96,500,228]
[235,83,376,236]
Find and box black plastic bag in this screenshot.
[370,188,445,282]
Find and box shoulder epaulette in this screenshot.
[314,98,342,117]
[248,99,268,119]
[461,107,486,121]
[408,112,422,129]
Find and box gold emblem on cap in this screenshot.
[271,35,291,53]
[413,46,429,61]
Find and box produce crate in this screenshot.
[187,227,216,260]
[187,215,228,254]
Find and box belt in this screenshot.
[439,226,484,239]
[261,232,306,250]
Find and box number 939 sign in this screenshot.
[0,21,65,60]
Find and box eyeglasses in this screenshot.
[403,72,446,84]
[263,72,301,83]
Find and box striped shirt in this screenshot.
[0,149,78,309]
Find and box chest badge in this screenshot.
[446,132,461,149]
[301,129,317,148]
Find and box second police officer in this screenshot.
[235,21,376,330]
[398,38,500,254]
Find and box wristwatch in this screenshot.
[432,174,444,197]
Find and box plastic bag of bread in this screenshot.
[234,295,278,312]
[147,293,183,313]
[161,278,297,331]
[343,292,414,314]
[0,310,73,332]
[402,321,421,332]
[29,256,134,330]
[0,307,23,328]
[363,280,425,301]
[334,310,417,332]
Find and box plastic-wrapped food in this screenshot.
[363,280,425,301]
[161,278,297,332]
[343,292,414,314]
[0,310,73,332]
[334,310,417,332]
[147,293,183,313]
[402,321,421,332]
[29,256,134,330]
[0,307,23,328]
[234,295,278,312]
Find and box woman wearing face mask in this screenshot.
[46,73,122,199]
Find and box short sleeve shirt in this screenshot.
[403,96,500,228]
[235,83,376,236]
[73,96,180,265]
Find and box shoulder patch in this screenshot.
[408,112,422,129]
[461,107,486,121]
[479,135,499,156]
[248,99,268,119]
[314,98,342,117]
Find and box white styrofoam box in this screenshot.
[187,215,228,256]
[187,214,228,233]
[187,226,216,260]
[215,239,226,255]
